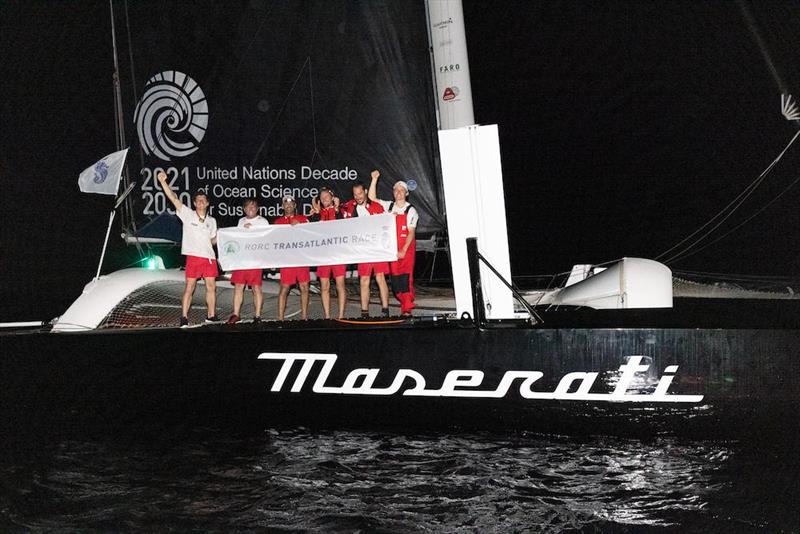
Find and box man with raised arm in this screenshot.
[340,177,390,318]
[227,197,270,324]
[369,169,419,317]
[157,171,220,326]
[274,195,311,321]
[309,187,347,319]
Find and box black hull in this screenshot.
[3,302,800,441]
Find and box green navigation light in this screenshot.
[144,255,164,270]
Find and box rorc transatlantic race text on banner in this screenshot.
[116,1,443,243]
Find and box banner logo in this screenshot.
[223,241,240,255]
[93,160,109,183]
[134,71,208,161]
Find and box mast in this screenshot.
[109,0,138,244]
[425,0,475,130]
[426,0,516,320]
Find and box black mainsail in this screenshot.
[110,1,444,245]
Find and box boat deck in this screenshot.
[98,278,458,329]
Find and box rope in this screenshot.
[667,172,800,264]
[657,130,800,265]
[334,318,406,325]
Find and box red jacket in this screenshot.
[310,205,341,222]
[340,199,384,218]
[274,214,309,225]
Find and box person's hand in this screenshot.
[333,196,340,210]
[398,250,406,259]
[244,223,252,228]
[311,197,321,214]
[157,171,167,183]
[371,169,380,181]
[290,219,299,226]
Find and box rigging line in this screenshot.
[306,9,321,167]
[657,148,782,261]
[122,0,144,171]
[668,172,800,265]
[191,2,275,131]
[250,56,311,167]
[664,130,800,264]
[233,1,275,72]
[656,134,788,262]
[657,129,800,262]
[309,56,319,166]
[121,0,144,242]
[673,269,800,281]
[662,179,765,266]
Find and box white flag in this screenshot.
[78,148,129,195]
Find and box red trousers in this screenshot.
[390,245,415,314]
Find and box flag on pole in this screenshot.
[78,148,129,196]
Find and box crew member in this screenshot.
[368,169,418,317]
[274,195,310,320]
[309,187,347,319]
[340,178,390,318]
[157,171,220,326]
[227,198,270,324]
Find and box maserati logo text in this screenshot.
[258,354,704,403]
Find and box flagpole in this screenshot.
[80,149,133,281]
[95,210,117,281]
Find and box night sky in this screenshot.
[2,1,800,322]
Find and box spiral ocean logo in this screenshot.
[134,71,208,161]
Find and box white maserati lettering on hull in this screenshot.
[258,354,704,403]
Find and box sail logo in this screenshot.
[259,353,705,403]
[134,71,208,162]
[443,86,459,101]
[93,160,109,184]
[433,17,454,30]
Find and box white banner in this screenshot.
[217,213,398,270]
[78,148,129,195]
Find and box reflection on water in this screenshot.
[1,429,798,531]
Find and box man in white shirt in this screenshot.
[227,198,270,324]
[368,169,419,316]
[158,171,220,326]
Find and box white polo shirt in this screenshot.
[176,204,217,259]
[237,215,270,229]
[377,199,419,228]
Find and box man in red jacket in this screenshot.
[340,179,390,318]
[274,195,310,320]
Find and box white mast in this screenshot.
[425,0,475,129]
[426,0,516,320]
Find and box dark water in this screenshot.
[1,428,798,532]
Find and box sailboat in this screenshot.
[2,0,799,440]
